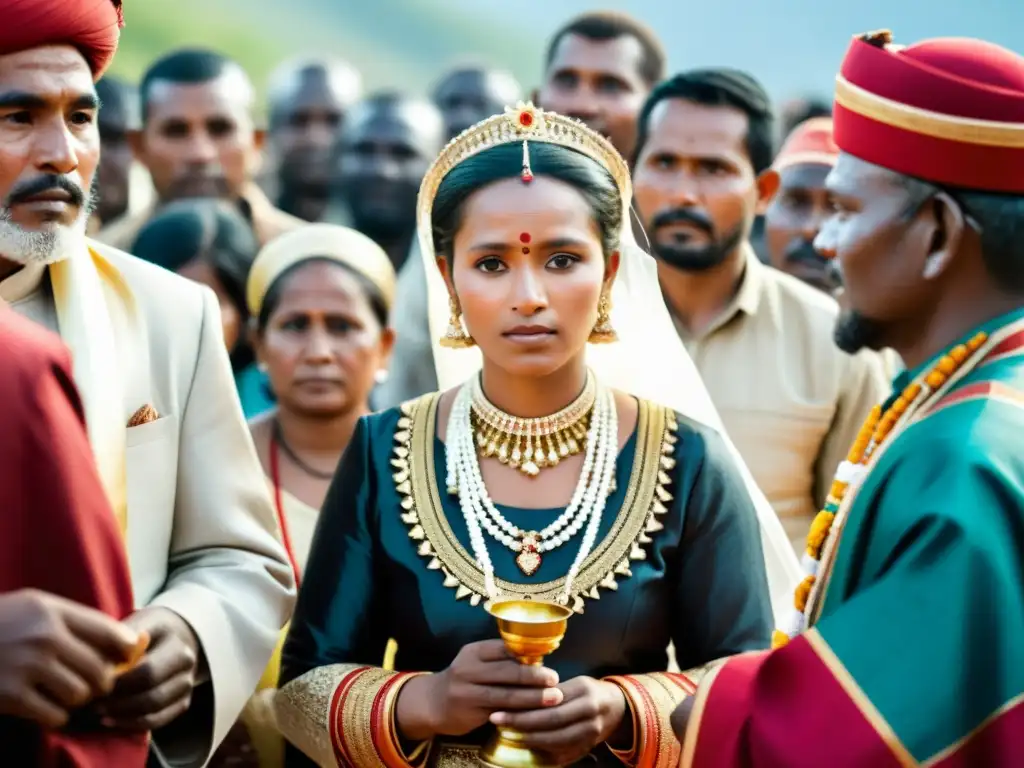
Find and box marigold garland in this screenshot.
[773,331,988,648]
[794,575,816,613]
[805,511,835,555]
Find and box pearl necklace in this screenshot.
[446,376,618,600]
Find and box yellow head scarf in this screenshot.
[246,223,396,319]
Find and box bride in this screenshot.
[272,103,800,767]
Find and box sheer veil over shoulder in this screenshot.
[417,105,801,621]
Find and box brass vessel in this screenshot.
[478,599,573,768]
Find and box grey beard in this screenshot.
[0,203,92,266]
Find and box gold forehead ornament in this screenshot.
[416,101,631,260]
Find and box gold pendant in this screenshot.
[515,534,542,576]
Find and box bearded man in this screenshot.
[631,69,892,547]
[674,31,1024,766]
[0,2,295,766]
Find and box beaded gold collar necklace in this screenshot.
[469,372,596,478]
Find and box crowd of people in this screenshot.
[0,0,1022,766]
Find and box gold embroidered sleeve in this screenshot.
[272,663,432,767]
[604,672,696,768]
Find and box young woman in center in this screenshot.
[273,104,799,767]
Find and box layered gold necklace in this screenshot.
[469,372,596,478]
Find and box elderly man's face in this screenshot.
[0,45,98,265]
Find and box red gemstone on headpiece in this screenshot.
[521,170,534,183]
[519,111,534,127]
[519,233,531,243]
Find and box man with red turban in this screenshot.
[0,0,123,78]
[0,1,295,766]
[761,117,841,293]
[673,30,1024,767]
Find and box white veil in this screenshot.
[417,107,801,622]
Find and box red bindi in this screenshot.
[519,232,531,244]
[522,247,530,254]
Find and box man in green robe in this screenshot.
[673,29,1024,767]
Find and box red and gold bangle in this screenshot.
[334,667,394,766]
[606,678,640,765]
[327,666,434,768]
[329,666,373,767]
[371,671,433,768]
[605,672,693,768]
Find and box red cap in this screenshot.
[0,0,123,80]
[833,30,1024,192]
[774,117,839,171]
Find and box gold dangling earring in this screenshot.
[588,291,618,344]
[440,296,476,348]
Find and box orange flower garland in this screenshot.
[773,331,988,648]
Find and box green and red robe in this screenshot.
[681,308,1024,767]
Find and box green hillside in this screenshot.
[110,0,545,106]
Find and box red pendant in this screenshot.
[515,534,542,576]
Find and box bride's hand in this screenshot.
[396,639,563,740]
[490,676,628,764]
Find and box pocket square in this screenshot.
[128,404,159,428]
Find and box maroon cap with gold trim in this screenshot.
[833,30,1024,193]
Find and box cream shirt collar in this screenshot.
[667,243,765,342]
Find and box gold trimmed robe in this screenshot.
[278,394,772,766]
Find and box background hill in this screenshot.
[110,0,546,111]
[111,0,1024,111]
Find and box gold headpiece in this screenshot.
[416,101,632,261]
[247,223,397,316]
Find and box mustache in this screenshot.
[651,207,714,235]
[5,175,85,208]
[785,240,829,267]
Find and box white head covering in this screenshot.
[417,103,801,620]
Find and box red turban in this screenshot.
[0,0,123,80]
[773,117,839,172]
[833,30,1024,193]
